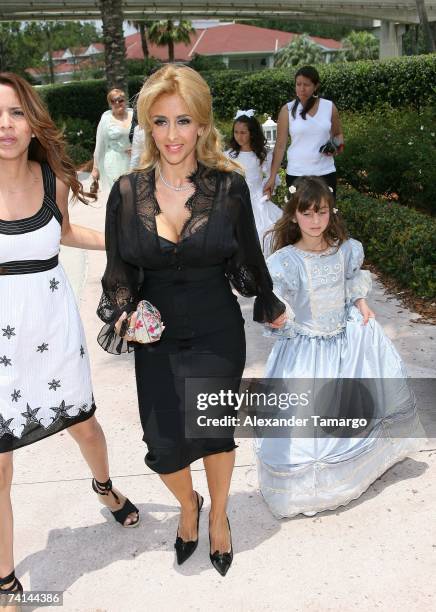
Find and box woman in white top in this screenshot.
[263,66,344,198]
[91,88,133,191]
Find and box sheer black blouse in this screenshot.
[97,163,285,354]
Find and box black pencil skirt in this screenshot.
[134,322,246,474]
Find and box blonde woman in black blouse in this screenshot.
[97,65,286,576]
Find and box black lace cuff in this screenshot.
[253,292,286,324]
[96,291,137,355]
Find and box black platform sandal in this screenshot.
[92,478,140,528]
[0,570,23,601]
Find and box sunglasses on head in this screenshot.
[111,96,125,104]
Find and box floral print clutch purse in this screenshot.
[132,300,164,343]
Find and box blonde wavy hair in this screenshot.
[136,64,241,173]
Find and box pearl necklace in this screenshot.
[157,164,194,192]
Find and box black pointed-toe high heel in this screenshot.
[209,516,233,577]
[174,491,204,565]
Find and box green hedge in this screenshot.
[338,186,436,298]
[38,55,436,127]
[39,77,148,164]
[337,105,435,214]
[205,55,436,118]
[38,76,148,125]
[39,79,108,125]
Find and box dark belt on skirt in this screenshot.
[0,254,59,275]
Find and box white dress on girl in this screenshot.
[255,238,422,518]
[225,150,282,256]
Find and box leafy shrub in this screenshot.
[338,186,436,298]
[190,54,227,71]
[126,57,161,76]
[66,143,92,166]
[205,55,436,118]
[39,79,108,125]
[57,117,95,165]
[38,55,436,128]
[337,105,436,213]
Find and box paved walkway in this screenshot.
[12,182,435,612]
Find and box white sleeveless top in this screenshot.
[286,98,336,176]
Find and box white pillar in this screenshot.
[379,20,406,58]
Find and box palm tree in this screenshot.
[274,35,322,68]
[341,31,379,61]
[148,19,195,62]
[127,20,153,58]
[415,0,436,52]
[98,0,127,91]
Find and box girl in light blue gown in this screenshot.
[255,176,421,518]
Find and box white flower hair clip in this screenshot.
[289,185,297,194]
[328,187,334,193]
[333,207,338,214]
[234,109,256,119]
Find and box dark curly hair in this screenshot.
[228,114,267,164]
[291,65,321,121]
[266,176,348,254]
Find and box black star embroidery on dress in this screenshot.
[80,345,85,358]
[48,379,61,391]
[50,400,74,421]
[0,355,12,367]
[36,343,49,353]
[0,415,14,437]
[21,404,41,427]
[49,278,59,292]
[2,326,15,340]
[11,389,21,402]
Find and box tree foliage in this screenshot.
[0,21,101,77]
[240,18,355,40]
[340,30,379,61]
[274,35,322,68]
[148,19,195,62]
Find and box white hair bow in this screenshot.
[234,109,256,119]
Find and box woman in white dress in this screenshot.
[225,110,282,256]
[0,73,138,599]
[91,88,133,191]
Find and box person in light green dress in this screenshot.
[91,88,133,191]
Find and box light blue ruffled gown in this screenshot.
[255,238,422,518]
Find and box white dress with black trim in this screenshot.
[0,162,95,452]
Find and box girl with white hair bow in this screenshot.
[226,110,282,257]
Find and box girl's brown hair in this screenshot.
[267,176,348,253]
[136,64,241,173]
[0,72,94,204]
